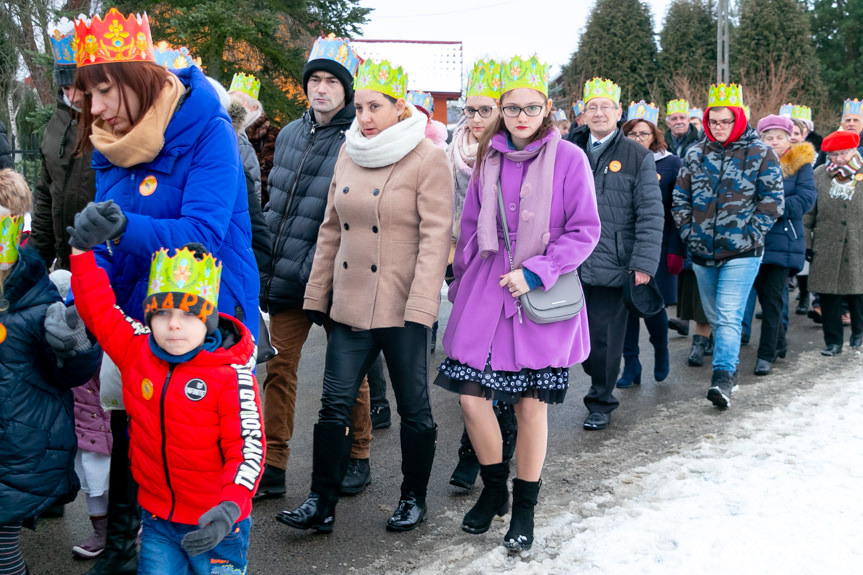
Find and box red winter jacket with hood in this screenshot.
[70,251,264,525]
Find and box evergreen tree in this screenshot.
[657,0,717,106]
[562,0,658,105]
[811,0,863,118]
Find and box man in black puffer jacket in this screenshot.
[259,35,374,499]
[567,79,664,432]
[0,120,13,170]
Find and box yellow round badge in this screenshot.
[856,173,863,182]
[609,160,622,173]
[657,173,662,181]
[139,175,158,197]
[141,378,154,401]
[0,324,6,344]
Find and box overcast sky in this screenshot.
[357,0,675,78]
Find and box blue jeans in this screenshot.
[693,257,762,373]
[139,511,251,575]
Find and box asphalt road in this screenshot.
[21,291,840,575]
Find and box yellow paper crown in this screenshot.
[353,59,407,100]
[74,8,155,67]
[0,215,24,266]
[230,73,261,100]
[583,78,620,104]
[465,59,502,100]
[666,99,689,116]
[708,83,744,108]
[501,55,549,96]
[146,247,222,308]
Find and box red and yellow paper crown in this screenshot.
[74,8,155,67]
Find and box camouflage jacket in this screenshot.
[671,126,784,263]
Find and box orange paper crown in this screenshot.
[74,8,155,67]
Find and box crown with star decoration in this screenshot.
[465,59,502,100]
[353,59,407,100]
[627,100,659,125]
[584,78,620,104]
[308,33,360,76]
[47,17,76,66]
[153,41,200,69]
[501,55,549,96]
[708,83,743,108]
[73,8,155,67]
[0,215,24,266]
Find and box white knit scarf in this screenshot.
[345,103,427,168]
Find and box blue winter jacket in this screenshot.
[762,142,817,271]
[91,66,259,339]
[0,247,102,525]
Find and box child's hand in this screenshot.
[181,501,241,556]
[67,200,127,250]
[45,302,91,357]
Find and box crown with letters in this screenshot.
[229,72,261,100]
[47,17,76,66]
[666,99,689,116]
[0,215,24,266]
[689,107,703,119]
[465,59,502,99]
[354,59,407,100]
[407,91,434,116]
[572,99,584,116]
[627,100,659,125]
[145,247,222,324]
[153,41,200,69]
[308,33,360,76]
[74,8,155,67]
[707,83,743,108]
[502,55,549,96]
[584,78,620,104]
[842,98,862,118]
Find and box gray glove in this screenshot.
[45,302,91,358]
[67,200,127,251]
[181,501,241,557]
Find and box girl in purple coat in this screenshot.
[435,55,600,552]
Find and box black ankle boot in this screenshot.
[276,423,351,533]
[388,426,436,531]
[688,335,709,366]
[450,428,480,489]
[462,462,510,534]
[504,478,541,552]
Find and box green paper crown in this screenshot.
[466,59,502,99]
[666,99,689,116]
[501,55,549,96]
[353,59,407,100]
[792,105,812,121]
[147,247,222,309]
[0,215,23,265]
[708,83,743,108]
[583,77,620,104]
[230,72,260,100]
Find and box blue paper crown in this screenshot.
[308,33,360,76]
[843,98,862,118]
[153,41,198,69]
[627,100,659,125]
[572,100,584,116]
[689,107,703,119]
[406,91,434,116]
[552,109,567,122]
[779,103,794,118]
[47,18,76,66]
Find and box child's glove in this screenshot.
[67,200,127,250]
[181,501,241,556]
[45,302,91,358]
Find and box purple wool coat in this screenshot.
[443,133,601,372]
[73,373,112,457]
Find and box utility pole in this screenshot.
[717,0,730,83]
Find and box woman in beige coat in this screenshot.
[276,59,452,534]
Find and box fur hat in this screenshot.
[757,114,793,137]
[822,130,861,152]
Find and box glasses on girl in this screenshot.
[463,106,495,118]
[501,104,545,118]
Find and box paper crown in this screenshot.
[552,109,568,122]
[47,18,76,67]
[501,55,549,96]
[74,8,155,67]
[627,100,659,125]
[779,103,812,122]
[0,215,23,266]
[707,83,744,108]
[153,41,200,69]
[146,247,221,310]
[689,107,703,119]
[465,59,502,100]
[572,100,584,116]
[584,78,620,104]
[743,105,751,120]
[406,91,434,116]
[308,33,360,76]
[842,98,862,118]
[666,99,689,116]
[230,72,261,100]
[353,59,407,100]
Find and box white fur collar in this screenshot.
[345,104,427,168]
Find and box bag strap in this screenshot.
[496,177,515,272]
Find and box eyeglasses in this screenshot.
[463,106,494,118]
[585,104,617,115]
[708,119,735,128]
[501,104,545,118]
[827,150,855,160]
[627,131,652,141]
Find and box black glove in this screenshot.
[67,200,127,251]
[45,302,91,358]
[805,249,813,262]
[305,310,326,326]
[180,501,241,557]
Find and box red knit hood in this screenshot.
[704,106,748,147]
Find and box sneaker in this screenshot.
[707,369,736,409]
[253,463,286,499]
[370,404,391,430]
[340,458,371,495]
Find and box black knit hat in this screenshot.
[623,273,665,319]
[53,64,76,88]
[302,58,354,103]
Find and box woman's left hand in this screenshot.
[500,270,529,298]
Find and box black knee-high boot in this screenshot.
[387,425,437,531]
[462,462,510,534]
[504,478,541,552]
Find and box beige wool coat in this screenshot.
[304,138,453,329]
[805,165,863,295]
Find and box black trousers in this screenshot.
[820,293,863,346]
[320,322,435,433]
[754,264,789,361]
[582,284,628,414]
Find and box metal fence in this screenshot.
[10,132,42,192]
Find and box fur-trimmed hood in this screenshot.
[780,142,816,178]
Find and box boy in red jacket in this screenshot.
[69,241,264,574]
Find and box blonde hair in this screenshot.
[0,169,33,216]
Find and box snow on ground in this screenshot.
[408,362,863,575]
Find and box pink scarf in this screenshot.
[477,129,560,267]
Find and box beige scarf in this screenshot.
[89,73,184,168]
